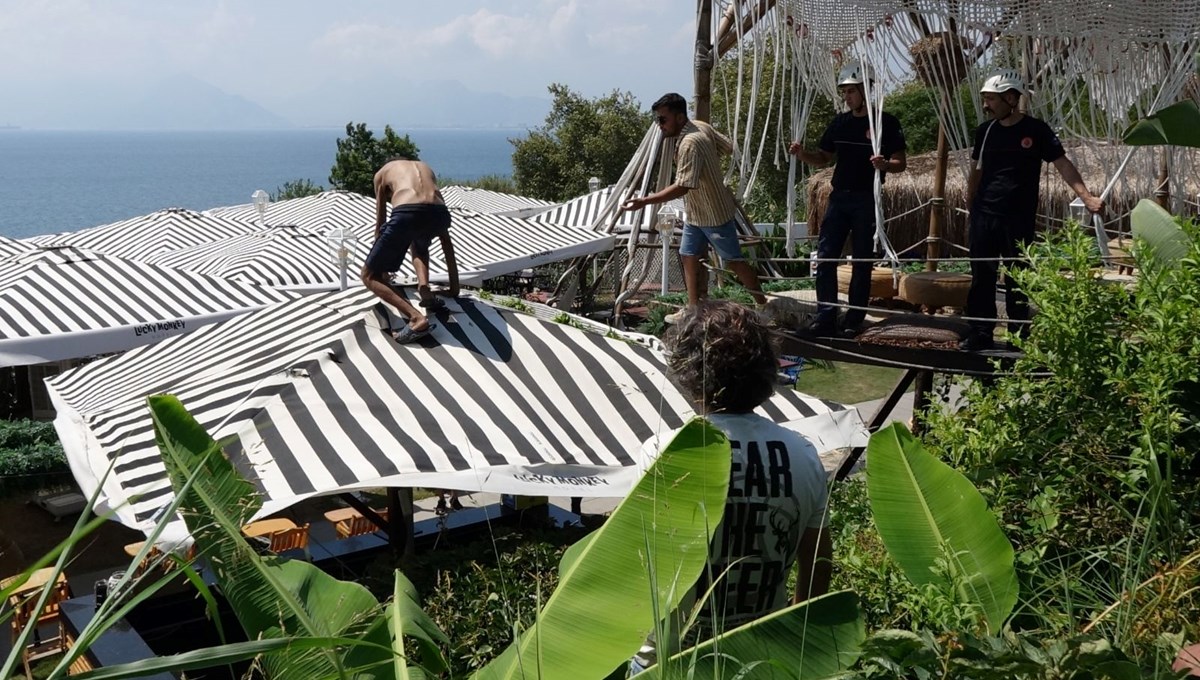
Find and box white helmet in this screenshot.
[980,68,1024,95]
[837,62,869,87]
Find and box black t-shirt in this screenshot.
[819,111,906,191]
[971,115,1065,219]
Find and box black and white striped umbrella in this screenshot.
[433,209,614,278]
[141,225,381,291]
[529,186,648,232]
[0,247,296,366]
[209,192,612,283]
[440,186,556,217]
[48,288,865,533]
[206,191,374,234]
[0,236,35,258]
[27,208,260,260]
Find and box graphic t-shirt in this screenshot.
[633,413,830,667]
[971,115,1066,220]
[819,111,906,191]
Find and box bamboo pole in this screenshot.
[715,0,777,58]
[695,0,714,122]
[926,95,950,273]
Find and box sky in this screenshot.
[0,0,698,129]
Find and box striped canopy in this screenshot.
[0,247,296,366]
[433,209,614,279]
[48,288,865,533]
[529,186,648,232]
[0,237,35,258]
[141,225,383,291]
[210,192,613,286]
[27,208,260,260]
[206,190,375,235]
[440,186,556,217]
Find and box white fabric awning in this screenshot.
[0,247,297,366]
[48,288,866,533]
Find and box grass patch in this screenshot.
[794,361,909,405]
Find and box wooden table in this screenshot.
[241,518,298,539]
[322,508,359,524]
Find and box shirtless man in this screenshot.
[362,159,459,344]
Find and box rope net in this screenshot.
[711,0,1200,253]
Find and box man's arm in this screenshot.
[966,167,982,212]
[1052,156,1104,214]
[437,231,459,297]
[788,142,834,168]
[871,150,907,173]
[793,527,833,604]
[373,172,387,238]
[621,184,689,213]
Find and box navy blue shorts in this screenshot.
[364,203,451,275]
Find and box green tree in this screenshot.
[511,84,650,202]
[885,80,941,156]
[271,178,324,202]
[328,122,421,197]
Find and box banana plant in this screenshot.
[1130,198,1191,266]
[1122,100,1200,148]
[144,396,741,679]
[21,397,864,678]
[866,423,1018,632]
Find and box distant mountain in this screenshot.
[272,78,549,129]
[0,74,292,130]
[0,74,545,130]
[116,75,292,130]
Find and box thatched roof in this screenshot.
[805,140,1200,257]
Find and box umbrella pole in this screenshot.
[387,487,415,558]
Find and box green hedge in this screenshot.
[0,419,69,494]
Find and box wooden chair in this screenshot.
[124,541,197,577]
[335,508,389,540]
[4,568,72,679]
[268,523,311,558]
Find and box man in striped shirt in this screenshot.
[622,93,766,323]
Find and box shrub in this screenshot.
[0,419,68,494]
[921,223,1200,665]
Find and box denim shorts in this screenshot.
[678,219,744,261]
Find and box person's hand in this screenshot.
[787,141,803,156]
[870,154,888,171]
[1083,194,1105,215]
[621,197,646,213]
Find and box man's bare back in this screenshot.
[374,160,445,207]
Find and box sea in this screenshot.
[0,128,524,239]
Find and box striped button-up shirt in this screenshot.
[674,120,738,227]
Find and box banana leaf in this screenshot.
[1122,100,1200,148]
[639,590,865,679]
[1131,198,1190,265]
[388,570,450,680]
[474,417,731,680]
[866,423,1017,632]
[150,395,399,680]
